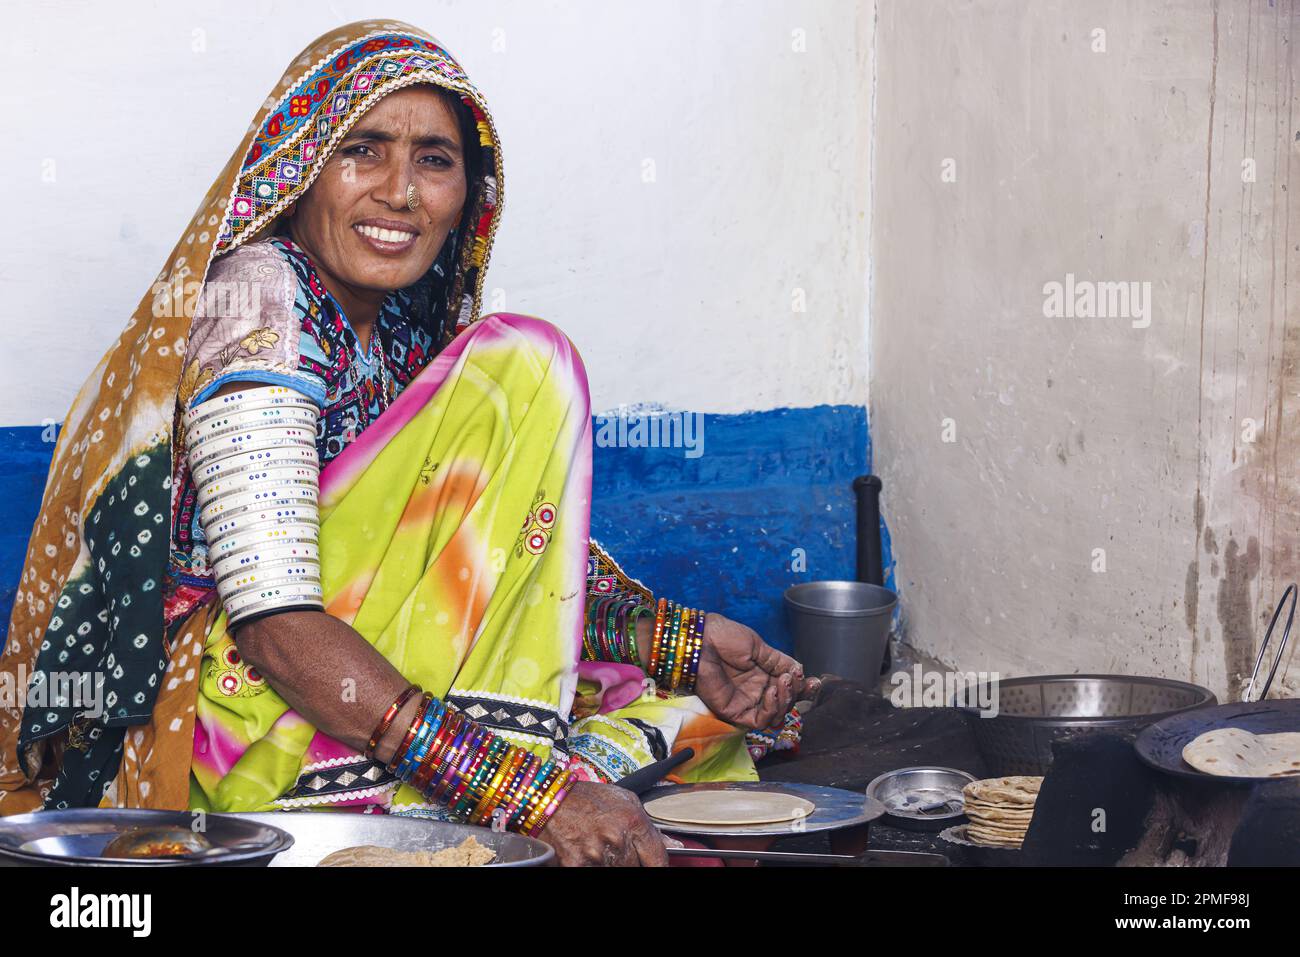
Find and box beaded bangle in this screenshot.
[365,684,420,760]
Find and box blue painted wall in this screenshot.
[589,405,893,651]
[0,406,892,652]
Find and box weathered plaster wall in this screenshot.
[872,0,1299,699]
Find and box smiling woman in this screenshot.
[0,20,816,868]
[288,86,475,339]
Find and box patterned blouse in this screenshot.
[164,235,444,624]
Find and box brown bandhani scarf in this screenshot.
[0,20,508,812]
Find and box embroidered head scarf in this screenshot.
[0,21,506,812]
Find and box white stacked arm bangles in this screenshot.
[184,384,325,627]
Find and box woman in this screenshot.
[0,20,817,866]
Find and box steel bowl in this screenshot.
[866,766,976,831]
[0,809,294,867]
[236,812,554,867]
[954,674,1217,776]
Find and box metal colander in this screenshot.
[955,675,1217,776]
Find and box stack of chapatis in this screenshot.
[1182,727,1300,778]
[962,776,1042,848]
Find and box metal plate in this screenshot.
[0,809,293,867]
[236,812,554,867]
[866,766,974,831]
[642,781,885,838]
[1134,698,1300,784]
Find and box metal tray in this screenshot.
[237,811,554,867]
[0,809,293,867]
[1134,698,1300,784]
[641,781,885,838]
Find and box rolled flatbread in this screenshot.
[644,790,816,826]
[1182,727,1300,778]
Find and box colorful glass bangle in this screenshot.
[396,695,439,779]
[411,707,460,793]
[647,597,668,678]
[365,683,420,760]
[386,691,433,774]
[524,766,572,836]
[532,770,576,835]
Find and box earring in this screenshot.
[406,183,421,211]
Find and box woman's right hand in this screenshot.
[538,781,670,866]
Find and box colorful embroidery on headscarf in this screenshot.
[216,30,503,337]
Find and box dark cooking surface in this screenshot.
[754,677,1300,866]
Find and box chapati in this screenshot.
[1182,727,1300,778]
[316,836,495,867]
[644,789,816,826]
[963,776,1042,806]
[962,776,1040,849]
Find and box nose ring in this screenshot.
[406,183,421,211]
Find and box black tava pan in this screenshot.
[1135,584,1299,784]
[1134,698,1300,784]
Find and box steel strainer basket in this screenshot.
[955,674,1217,776]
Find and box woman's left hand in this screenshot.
[694,612,821,729]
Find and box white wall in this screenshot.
[0,0,874,425]
[871,0,1300,700]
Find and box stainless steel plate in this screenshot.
[236,811,554,867]
[866,766,975,830]
[0,809,293,867]
[642,781,885,838]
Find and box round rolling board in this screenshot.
[1134,698,1300,784]
[640,781,886,838]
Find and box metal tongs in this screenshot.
[1243,582,1296,702]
